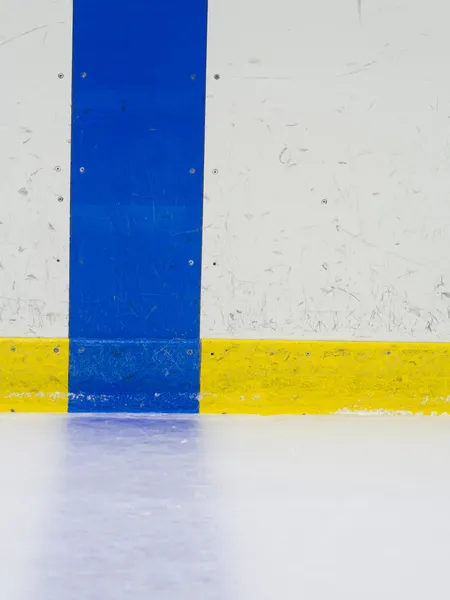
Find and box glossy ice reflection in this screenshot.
[1,415,450,600]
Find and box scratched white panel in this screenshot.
[201,0,450,341]
[0,0,71,337]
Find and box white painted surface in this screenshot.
[0,0,72,337]
[202,0,450,341]
[1,414,450,599]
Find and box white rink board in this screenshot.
[202,0,450,341]
[0,0,72,337]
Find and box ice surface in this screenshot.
[1,415,450,599]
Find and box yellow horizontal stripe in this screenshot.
[0,338,68,412]
[200,339,450,415]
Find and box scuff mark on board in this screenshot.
[28,168,42,181]
[340,60,376,77]
[279,147,288,164]
[0,25,49,48]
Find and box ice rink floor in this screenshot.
[1,414,450,599]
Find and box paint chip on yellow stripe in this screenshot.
[200,339,450,415]
[0,338,68,412]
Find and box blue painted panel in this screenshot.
[69,339,200,413]
[70,0,207,340]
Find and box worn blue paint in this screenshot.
[69,339,200,413]
[70,0,207,340]
[69,0,207,409]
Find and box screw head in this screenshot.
[214,74,220,80]
[57,196,64,202]
[188,259,194,266]
[81,72,87,78]
[79,167,85,173]
[57,73,64,79]
[212,169,219,175]
[55,165,61,172]
[53,347,60,353]
[190,74,196,80]
[79,348,85,353]
[189,168,196,174]
[321,199,328,205]
[187,349,193,356]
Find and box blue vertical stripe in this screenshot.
[69,0,207,411]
